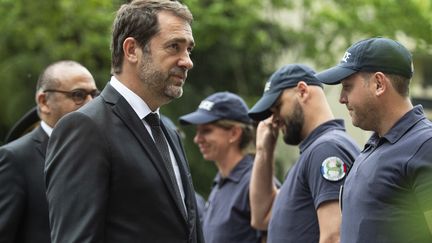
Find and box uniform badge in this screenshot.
[320,157,347,181]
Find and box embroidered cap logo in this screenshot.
[264,81,271,92]
[341,52,352,63]
[198,100,214,111]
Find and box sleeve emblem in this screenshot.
[320,156,347,181]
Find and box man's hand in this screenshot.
[256,116,279,152]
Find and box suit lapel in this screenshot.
[32,125,49,158]
[162,123,197,225]
[101,84,188,221]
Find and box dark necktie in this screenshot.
[144,113,185,210]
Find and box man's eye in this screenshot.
[169,43,179,51]
[72,90,86,99]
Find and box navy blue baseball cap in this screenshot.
[316,37,413,85]
[248,64,323,121]
[179,91,251,125]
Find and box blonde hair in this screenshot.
[213,119,255,155]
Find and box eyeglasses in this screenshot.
[43,88,100,104]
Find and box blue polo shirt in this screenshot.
[268,119,360,243]
[203,154,261,243]
[341,105,432,243]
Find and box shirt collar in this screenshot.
[40,120,53,137]
[365,105,426,148]
[214,154,253,186]
[109,76,159,119]
[299,119,345,154]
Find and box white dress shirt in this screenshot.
[40,120,53,137]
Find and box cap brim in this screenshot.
[248,91,281,121]
[315,66,357,85]
[179,110,220,125]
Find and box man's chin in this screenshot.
[165,87,183,99]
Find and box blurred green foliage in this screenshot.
[1,0,431,197]
[289,0,432,67]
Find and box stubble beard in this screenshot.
[351,105,377,132]
[350,95,378,132]
[164,67,185,99]
[138,54,184,102]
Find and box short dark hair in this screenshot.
[386,73,410,97]
[360,71,410,97]
[111,0,193,74]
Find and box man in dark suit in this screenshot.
[44,1,202,242]
[0,60,97,243]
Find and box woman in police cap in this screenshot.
[179,91,264,243]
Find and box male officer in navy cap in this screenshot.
[248,64,360,243]
[316,37,432,242]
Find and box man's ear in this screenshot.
[296,81,310,100]
[36,92,50,115]
[373,72,388,96]
[123,37,140,64]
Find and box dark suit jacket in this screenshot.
[0,126,51,243]
[45,84,204,243]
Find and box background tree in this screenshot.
[281,0,432,67]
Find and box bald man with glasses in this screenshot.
[0,60,97,243]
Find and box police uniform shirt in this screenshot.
[268,119,360,243]
[341,105,432,243]
[203,155,261,243]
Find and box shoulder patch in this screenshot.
[320,157,347,181]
